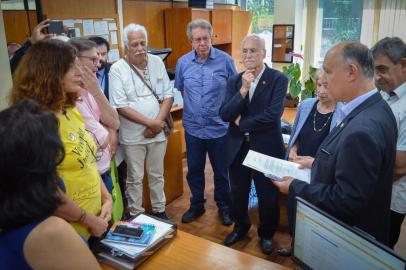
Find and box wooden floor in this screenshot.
[165,158,297,269]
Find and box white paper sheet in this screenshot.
[94,21,109,35]
[74,28,81,37]
[82,20,94,36]
[110,31,118,45]
[243,150,311,183]
[108,22,117,31]
[108,49,120,62]
[282,134,290,145]
[63,19,75,28]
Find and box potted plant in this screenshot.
[282,53,317,107]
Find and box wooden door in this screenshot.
[3,10,37,45]
[211,9,232,45]
[231,10,252,72]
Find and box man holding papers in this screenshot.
[220,34,288,254]
[272,42,397,245]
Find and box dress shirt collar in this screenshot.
[192,47,216,63]
[380,81,406,102]
[338,88,378,123]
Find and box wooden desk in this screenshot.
[100,230,290,270]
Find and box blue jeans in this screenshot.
[185,132,231,210]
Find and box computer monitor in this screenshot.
[293,197,406,270]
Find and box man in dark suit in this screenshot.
[273,41,398,245]
[219,34,288,254]
[89,36,111,99]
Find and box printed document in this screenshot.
[243,150,311,183]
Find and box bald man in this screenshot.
[273,41,397,245]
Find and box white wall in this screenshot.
[273,0,304,71]
[0,8,12,110]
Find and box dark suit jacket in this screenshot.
[220,65,288,167]
[101,63,111,99]
[290,92,397,244]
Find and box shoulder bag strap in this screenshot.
[124,57,162,104]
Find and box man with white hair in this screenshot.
[109,24,174,219]
[220,34,288,254]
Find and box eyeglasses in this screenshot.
[78,55,99,65]
[192,36,211,44]
[242,48,261,56]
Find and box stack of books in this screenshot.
[96,214,177,269]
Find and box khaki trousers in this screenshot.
[123,140,167,216]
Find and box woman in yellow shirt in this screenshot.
[10,40,112,240]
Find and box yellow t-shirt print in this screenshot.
[57,107,102,240]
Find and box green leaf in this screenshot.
[289,80,301,98]
[292,64,301,80]
[304,79,315,92]
[301,88,313,100]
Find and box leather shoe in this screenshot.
[181,207,205,223]
[260,238,273,255]
[276,247,292,257]
[151,211,169,220]
[224,229,248,246]
[218,208,233,226]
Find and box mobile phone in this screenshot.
[48,20,64,35]
[112,225,144,239]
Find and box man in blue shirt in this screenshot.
[175,19,237,225]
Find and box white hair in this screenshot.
[123,23,148,46]
[241,34,265,50]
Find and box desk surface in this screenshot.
[100,230,289,270]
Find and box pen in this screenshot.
[321,148,331,155]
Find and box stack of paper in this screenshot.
[242,150,311,183]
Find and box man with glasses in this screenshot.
[220,34,287,254]
[69,38,120,194]
[175,19,237,225]
[89,36,111,100]
[109,24,173,220]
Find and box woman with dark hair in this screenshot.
[10,40,112,241]
[0,100,101,269]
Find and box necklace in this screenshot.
[313,108,334,132]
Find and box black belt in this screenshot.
[244,134,250,142]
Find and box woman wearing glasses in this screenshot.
[10,40,112,241]
[68,38,120,194]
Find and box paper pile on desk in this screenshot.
[242,150,311,183]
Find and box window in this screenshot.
[314,0,363,66]
[247,0,275,66]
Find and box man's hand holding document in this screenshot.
[242,150,311,183]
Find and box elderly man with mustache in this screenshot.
[109,23,174,220]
